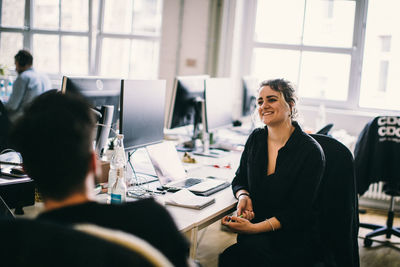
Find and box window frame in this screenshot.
[243,0,397,113]
[95,0,162,78]
[0,0,162,80]
[0,0,93,79]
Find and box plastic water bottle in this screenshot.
[7,80,12,97]
[0,80,4,98]
[108,134,127,203]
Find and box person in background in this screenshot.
[10,90,189,267]
[219,79,325,267]
[5,49,51,122]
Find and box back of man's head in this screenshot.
[14,50,33,67]
[10,90,96,201]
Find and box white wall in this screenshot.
[159,0,215,125]
[159,0,212,90]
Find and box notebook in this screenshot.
[165,189,215,210]
[146,142,230,196]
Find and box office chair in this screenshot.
[0,218,171,267]
[0,100,11,150]
[75,223,173,267]
[354,116,400,247]
[310,134,360,267]
[316,123,334,136]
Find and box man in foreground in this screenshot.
[11,90,189,267]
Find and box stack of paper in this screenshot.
[165,189,215,210]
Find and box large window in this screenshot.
[251,0,356,106]
[359,0,400,110]
[98,0,162,79]
[249,0,400,111]
[0,0,162,79]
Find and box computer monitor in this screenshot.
[242,76,259,116]
[120,79,166,150]
[61,76,121,128]
[166,75,209,133]
[61,76,121,156]
[204,78,233,132]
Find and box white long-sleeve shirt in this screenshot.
[5,68,51,122]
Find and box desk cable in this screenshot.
[126,150,157,198]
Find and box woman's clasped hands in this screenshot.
[221,193,260,234]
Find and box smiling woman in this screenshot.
[219,78,325,267]
[256,79,296,128]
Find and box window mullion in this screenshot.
[58,0,62,74]
[347,0,368,110]
[129,0,135,76]
[297,0,307,89]
[94,0,105,75]
[24,0,32,49]
[88,0,93,75]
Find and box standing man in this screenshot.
[10,90,189,267]
[5,49,51,122]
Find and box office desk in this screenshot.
[18,145,243,260]
[166,187,237,258]
[102,149,241,259]
[95,183,237,259]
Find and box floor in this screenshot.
[195,207,400,267]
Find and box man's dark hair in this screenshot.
[10,90,96,200]
[14,50,33,67]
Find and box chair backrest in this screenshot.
[316,123,334,136]
[75,223,173,267]
[0,100,11,150]
[0,218,167,267]
[310,134,360,267]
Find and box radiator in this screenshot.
[360,182,400,209]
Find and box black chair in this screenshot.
[354,116,400,247]
[0,218,167,267]
[359,183,400,247]
[311,134,360,267]
[0,100,11,151]
[316,123,334,136]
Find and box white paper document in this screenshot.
[165,189,215,209]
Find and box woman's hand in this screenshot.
[221,216,260,234]
[236,195,255,220]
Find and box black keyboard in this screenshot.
[184,178,202,187]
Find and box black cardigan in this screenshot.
[232,122,325,260]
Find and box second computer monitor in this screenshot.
[166,75,209,129]
[204,78,233,131]
[242,76,259,117]
[120,80,166,150]
[61,76,121,128]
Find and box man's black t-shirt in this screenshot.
[37,198,189,267]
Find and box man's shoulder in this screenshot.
[38,198,166,218]
[19,68,38,78]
